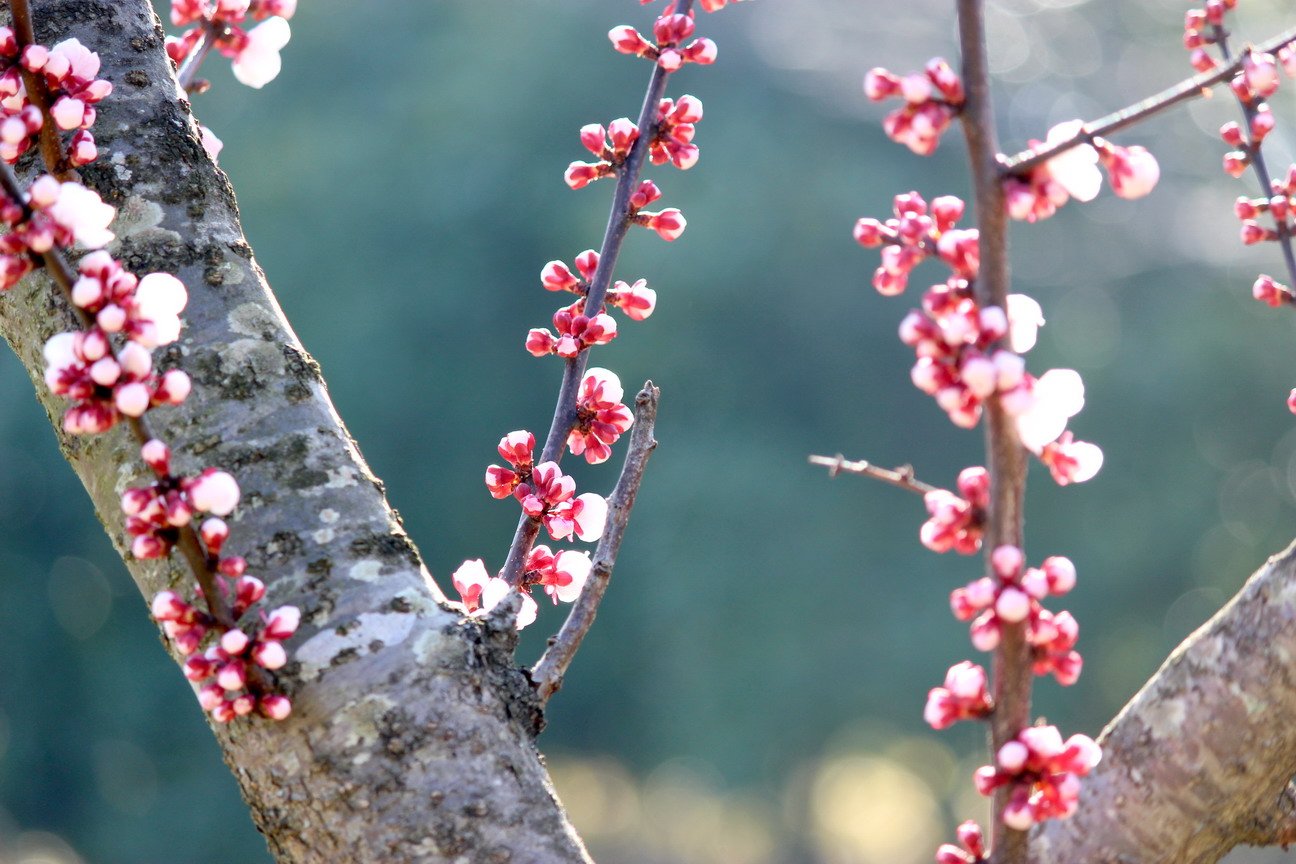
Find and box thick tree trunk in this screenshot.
[1035,541,1296,864]
[0,2,589,861]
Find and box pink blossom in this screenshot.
[452,559,492,612]
[976,726,1099,828]
[1242,49,1280,99]
[935,821,987,864]
[188,468,241,516]
[201,125,224,162]
[607,278,657,320]
[924,661,992,729]
[1253,274,1292,308]
[43,180,115,248]
[486,430,535,498]
[568,367,634,464]
[1043,122,1102,202]
[232,17,291,88]
[642,208,686,241]
[1031,609,1083,685]
[527,300,618,358]
[865,59,963,154]
[479,576,539,630]
[132,272,189,347]
[1096,140,1160,200]
[1004,368,1086,453]
[1039,432,1104,485]
[526,545,593,604]
[919,467,987,555]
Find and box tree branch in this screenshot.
[1033,541,1296,864]
[956,2,1030,859]
[1001,25,1296,175]
[531,381,660,704]
[807,453,940,496]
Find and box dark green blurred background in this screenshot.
[2,0,1296,862]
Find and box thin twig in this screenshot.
[957,2,1031,861]
[499,0,695,589]
[531,382,659,704]
[1001,25,1296,175]
[807,453,939,496]
[176,19,224,93]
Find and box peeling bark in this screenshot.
[0,2,589,862]
[1036,541,1296,864]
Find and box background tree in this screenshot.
[2,1,1296,863]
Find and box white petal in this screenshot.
[1006,293,1044,354]
[573,493,608,542]
[553,550,592,603]
[1036,368,1085,419]
[1068,441,1104,483]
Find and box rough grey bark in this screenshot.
[1035,541,1296,864]
[0,2,590,862]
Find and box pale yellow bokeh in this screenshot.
[809,755,942,864]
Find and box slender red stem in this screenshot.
[499,0,694,589]
[176,18,226,93]
[1210,24,1296,295]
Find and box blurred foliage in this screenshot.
[2,0,1296,862]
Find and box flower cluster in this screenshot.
[924,660,992,730]
[153,582,298,722]
[0,174,114,289]
[612,6,717,71]
[920,466,988,555]
[949,545,1082,685]
[529,191,679,352]
[643,0,751,12]
[1005,122,1159,223]
[1234,165,1296,249]
[541,250,658,321]
[42,251,191,434]
[1182,0,1237,72]
[569,98,704,181]
[166,0,295,89]
[526,298,619,358]
[854,191,978,296]
[484,431,609,544]
[452,545,595,632]
[863,58,964,155]
[855,191,1102,478]
[568,368,635,465]
[0,32,109,166]
[122,440,240,558]
[974,725,1101,830]
[133,439,297,722]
